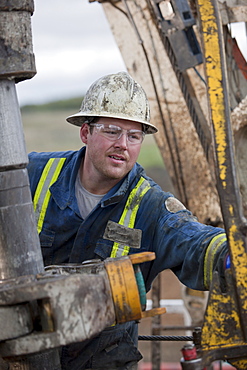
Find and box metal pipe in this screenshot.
[0,81,62,369]
[0,1,61,367]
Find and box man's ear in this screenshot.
[80,123,90,144]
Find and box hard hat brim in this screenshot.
[66,112,158,134]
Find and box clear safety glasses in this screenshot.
[90,123,145,145]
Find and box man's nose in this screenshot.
[114,132,128,147]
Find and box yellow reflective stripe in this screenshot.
[110,177,151,258]
[119,177,150,227]
[204,233,227,289]
[123,245,130,256]
[110,243,132,258]
[129,179,151,227]
[33,158,54,212]
[110,243,119,258]
[34,158,66,234]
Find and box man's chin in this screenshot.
[106,169,128,181]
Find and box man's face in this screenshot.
[80,117,144,183]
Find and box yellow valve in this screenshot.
[105,252,166,324]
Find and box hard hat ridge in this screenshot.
[66,71,158,134]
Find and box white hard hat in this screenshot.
[66,72,157,134]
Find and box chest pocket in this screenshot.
[33,157,66,234]
[105,176,151,258]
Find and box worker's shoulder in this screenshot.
[28,150,75,162]
[133,164,170,197]
[27,150,77,180]
[138,174,174,206]
[138,171,187,213]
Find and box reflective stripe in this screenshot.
[204,233,227,289]
[110,177,151,258]
[33,158,66,234]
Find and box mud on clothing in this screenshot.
[27,146,228,369]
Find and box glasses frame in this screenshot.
[89,123,145,145]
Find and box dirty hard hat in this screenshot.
[66,72,158,134]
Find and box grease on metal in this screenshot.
[198,0,227,188]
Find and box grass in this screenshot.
[21,97,83,113]
[22,110,82,152]
[139,135,164,169]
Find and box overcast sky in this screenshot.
[16,0,126,106]
[16,0,246,107]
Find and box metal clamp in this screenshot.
[0,252,166,357]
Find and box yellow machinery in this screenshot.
[96,0,247,368]
[197,0,247,368]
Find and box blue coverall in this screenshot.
[27,146,228,369]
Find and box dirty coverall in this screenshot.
[27,146,228,370]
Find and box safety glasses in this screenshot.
[90,123,145,145]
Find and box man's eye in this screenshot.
[129,133,141,140]
[131,134,139,139]
[104,129,119,135]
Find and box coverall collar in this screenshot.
[50,146,143,210]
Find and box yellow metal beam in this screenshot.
[196,0,247,367]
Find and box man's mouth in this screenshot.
[109,155,125,162]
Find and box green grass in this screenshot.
[139,135,164,168]
[21,97,83,113]
[21,110,82,152]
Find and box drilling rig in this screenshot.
[1,0,247,368]
[92,0,247,368]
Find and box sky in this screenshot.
[16,0,126,106]
[16,0,246,107]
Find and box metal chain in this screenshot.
[138,335,193,341]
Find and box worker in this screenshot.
[27,72,228,370]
